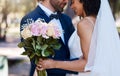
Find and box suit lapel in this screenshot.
[58,13,68,45]
[35,6,51,23]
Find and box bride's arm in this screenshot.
[37,20,93,72]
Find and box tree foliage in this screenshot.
[0,0,36,42]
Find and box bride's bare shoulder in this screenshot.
[77,18,94,38]
[77,18,93,30]
[78,17,94,27]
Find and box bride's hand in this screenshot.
[36,59,56,71]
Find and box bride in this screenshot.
[36,0,120,76]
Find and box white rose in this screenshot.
[21,26,32,39]
[47,27,55,37]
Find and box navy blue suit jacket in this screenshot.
[20,6,78,76]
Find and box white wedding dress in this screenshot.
[66,17,94,76]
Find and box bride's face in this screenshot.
[70,0,84,16]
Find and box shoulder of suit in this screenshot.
[20,8,40,24]
[61,13,71,18]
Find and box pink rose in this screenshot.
[30,23,41,36]
[53,26,62,39]
[40,23,49,39]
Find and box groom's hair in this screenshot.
[80,0,101,16]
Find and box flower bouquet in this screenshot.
[18,18,63,76]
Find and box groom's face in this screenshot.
[50,0,68,12]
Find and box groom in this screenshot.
[20,0,78,76]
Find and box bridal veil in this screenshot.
[85,0,120,76]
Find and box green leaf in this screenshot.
[21,51,28,55]
[25,37,33,43]
[36,45,41,50]
[41,49,55,57]
[31,38,36,51]
[30,53,35,59]
[53,43,61,50]
[36,50,41,56]
[24,47,34,51]
[48,39,58,45]
[37,36,42,43]
[26,37,33,41]
[48,49,55,57]
[41,50,48,57]
[41,44,48,51]
[35,57,39,64]
[36,53,41,56]
[17,42,25,48]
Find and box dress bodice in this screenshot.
[68,30,82,59]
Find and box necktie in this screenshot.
[49,14,59,20]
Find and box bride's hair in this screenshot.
[80,0,101,16]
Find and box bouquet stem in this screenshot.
[37,70,47,76]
